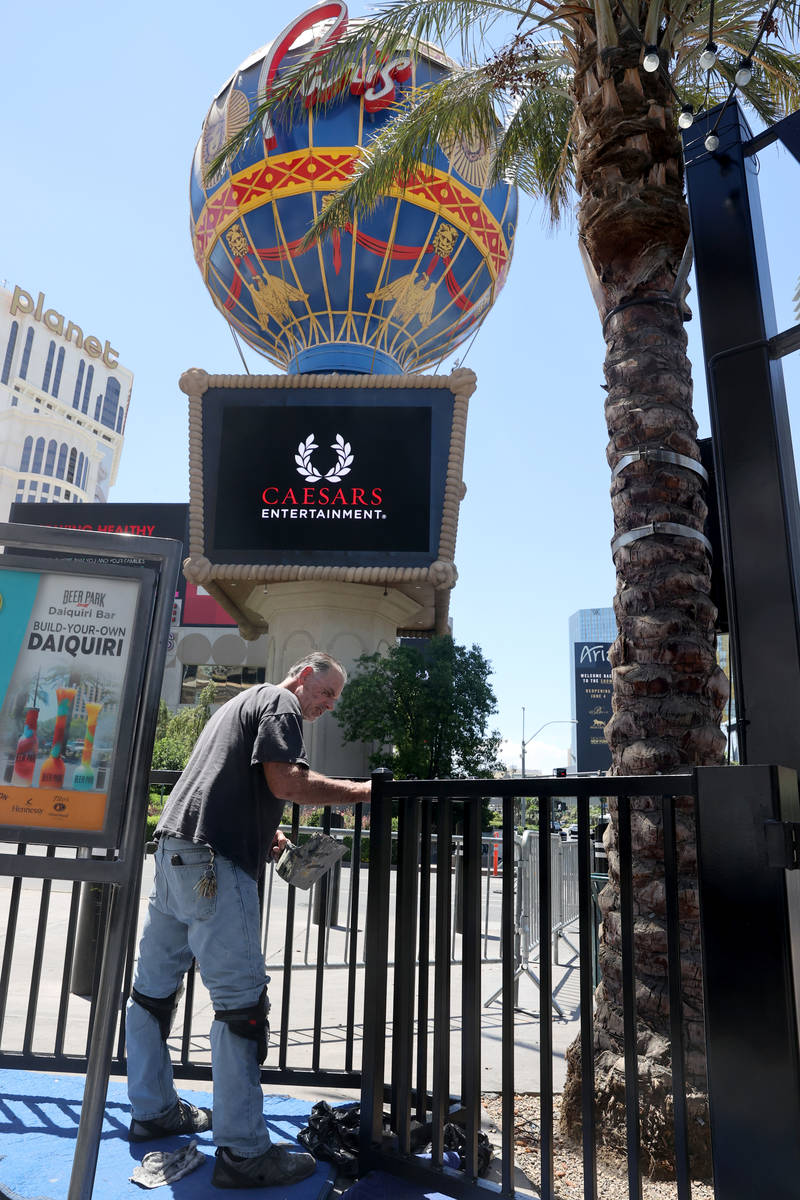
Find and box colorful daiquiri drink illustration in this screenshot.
[72,702,103,790]
[39,687,77,788]
[12,708,40,785]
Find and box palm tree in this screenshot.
[211,0,800,1172]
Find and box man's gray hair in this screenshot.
[286,651,347,685]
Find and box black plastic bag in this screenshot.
[443,1122,494,1176]
[297,1103,492,1179]
[297,1101,365,1177]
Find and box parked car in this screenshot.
[567,824,579,841]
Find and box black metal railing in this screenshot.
[3,765,800,1200]
[357,769,704,1200]
[0,776,369,1090]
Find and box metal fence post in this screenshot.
[552,834,564,966]
[359,769,394,1167]
[695,764,800,1199]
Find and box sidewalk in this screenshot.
[0,851,584,1091]
[0,852,586,1199]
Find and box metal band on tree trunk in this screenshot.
[611,522,713,556]
[612,448,709,483]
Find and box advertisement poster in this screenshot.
[574,641,613,773]
[182,580,237,627]
[0,567,141,835]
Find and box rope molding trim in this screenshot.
[179,367,478,396]
[183,556,458,587]
[611,521,713,556]
[179,367,474,632]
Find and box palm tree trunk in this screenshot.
[559,24,728,1176]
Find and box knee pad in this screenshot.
[214,986,270,1065]
[131,984,183,1042]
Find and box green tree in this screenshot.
[150,684,217,772]
[335,637,503,780]
[214,0,800,1171]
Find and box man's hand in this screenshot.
[270,829,289,861]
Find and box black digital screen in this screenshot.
[202,386,453,567]
[574,642,613,773]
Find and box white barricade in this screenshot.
[260,825,582,1011]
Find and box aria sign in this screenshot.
[573,642,612,773]
[203,389,449,564]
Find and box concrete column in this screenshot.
[242,580,423,777]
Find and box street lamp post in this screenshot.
[520,708,579,777]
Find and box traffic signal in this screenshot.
[554,767,567,777]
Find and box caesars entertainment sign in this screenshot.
[184,370,470,575]
[207,398,440,562]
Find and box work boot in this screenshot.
[129,1098,212,1142]
[212,1144,317,1188]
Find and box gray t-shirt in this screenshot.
[156,683,308,877]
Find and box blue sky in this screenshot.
[3,1,799,772]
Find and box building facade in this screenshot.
[0,281,132,519]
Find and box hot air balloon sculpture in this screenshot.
[189,1,517,374]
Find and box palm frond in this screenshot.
[753,39,800,112]
[205,0,800,244]
[288,61,521,246]
[671,9,800,120]
[206,0,538,179]
[767,0,800,43]
[493,79,577,220]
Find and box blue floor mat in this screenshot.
[338,1171,457,1200]
[0,1071,334,1200]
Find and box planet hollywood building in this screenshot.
[0,281,132,520]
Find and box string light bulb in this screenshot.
[704,132,720,152]
[678,104,695,130]
[735,57,753,87]
[643,45,660,72]
[699,41,718,70]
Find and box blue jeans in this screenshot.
[126,835,271,1155]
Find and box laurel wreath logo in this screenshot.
[295,433,354,483]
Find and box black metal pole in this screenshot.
[695,765,800,1199]
[68,537,181,1200]
[360,769,394,1166]
[682,100,800,772]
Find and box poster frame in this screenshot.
[0,551,155,849]
[0,522,182,1200]
[0,522,181,866]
